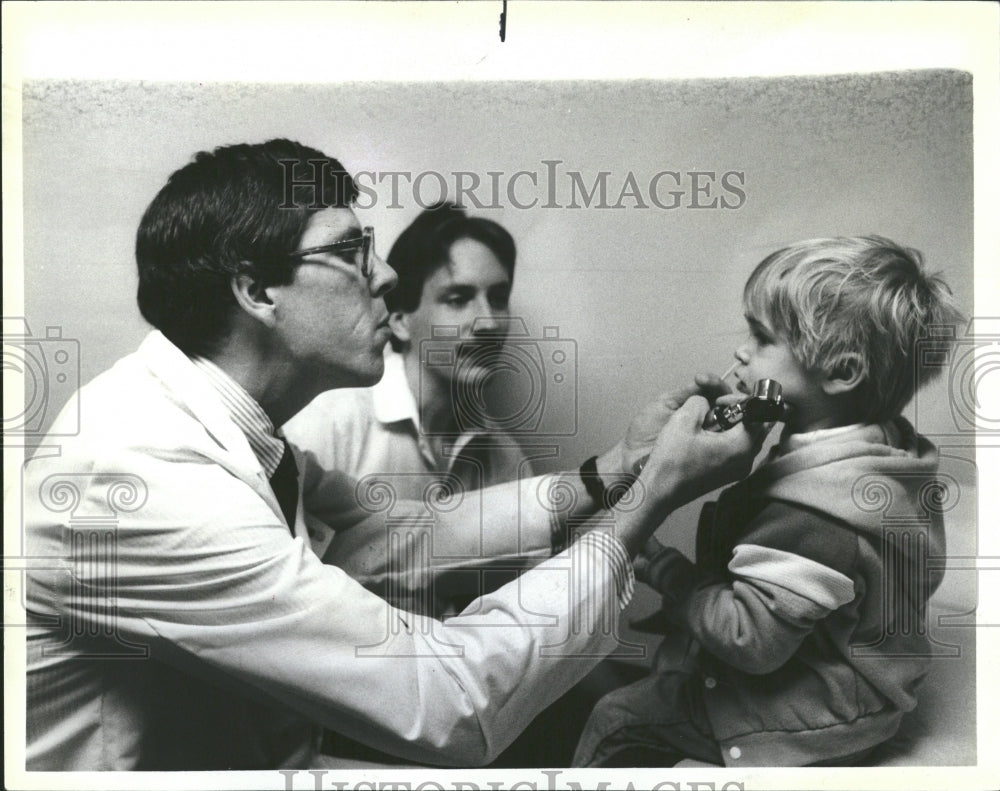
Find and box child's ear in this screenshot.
[388,311,411,344]
[821,353,864,395]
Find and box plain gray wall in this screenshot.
[21,72,974,565]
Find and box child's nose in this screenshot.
[734,343,751,364]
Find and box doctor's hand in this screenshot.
[608,394,770,555]
[645,393,769,504]
[595,373,735,486]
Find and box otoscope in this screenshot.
[702,377,788,430]
[631,375,789,477]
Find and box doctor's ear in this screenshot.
[231,270,277,327]
[388,312,411,344]
[821,353,865,395]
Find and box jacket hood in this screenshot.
[745,417,945,556]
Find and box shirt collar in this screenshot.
[189,356,285,477]
[779,422,868,454]
[371,348,492,461]
[372,347,422,427]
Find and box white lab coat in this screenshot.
[24,331,631,770]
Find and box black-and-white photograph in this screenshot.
[4,3,997,790]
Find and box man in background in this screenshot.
[285,202,533,617]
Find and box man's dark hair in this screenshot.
[385,202,516,316]
[136,138,357,355]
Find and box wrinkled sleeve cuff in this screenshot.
[576,530,635,610]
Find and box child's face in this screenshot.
[733,313,827,427]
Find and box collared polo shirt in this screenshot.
[284,348,534,501]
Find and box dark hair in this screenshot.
[385,202,516,315]
[136,138,357,355]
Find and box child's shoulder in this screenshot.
[739,499,862,576]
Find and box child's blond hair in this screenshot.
[743,236,963,422]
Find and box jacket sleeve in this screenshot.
[648,503,859,674]
[32,443,633,766]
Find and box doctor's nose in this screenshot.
[368,254,397,300]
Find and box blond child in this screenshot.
[574,236,962,767]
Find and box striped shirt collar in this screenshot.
[189,356,285,477]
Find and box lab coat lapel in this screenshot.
[135,332,292,527]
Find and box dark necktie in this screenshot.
[270,438,299,534]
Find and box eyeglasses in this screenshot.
[286,226,375,279]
